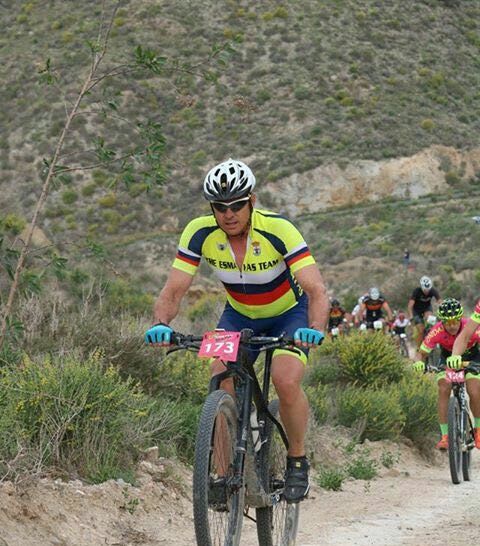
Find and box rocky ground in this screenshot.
[0,437,478,546]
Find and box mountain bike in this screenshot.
[168,328,301,546]
[428,361,479,484]
[391,330,409,357]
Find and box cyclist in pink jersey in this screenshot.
[451,298,480,357]
[412,298,480,450]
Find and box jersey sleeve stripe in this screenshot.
[419,342,432,353]
[285,248,312,267]
[176,249,201,266]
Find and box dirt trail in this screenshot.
[0,444,478,546]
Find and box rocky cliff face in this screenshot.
[265,145,480,217]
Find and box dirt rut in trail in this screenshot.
[0,444,478,546]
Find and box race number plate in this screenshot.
[446,369,465,383]
[198,330,241,361]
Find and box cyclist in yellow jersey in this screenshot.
[145,158,329,502]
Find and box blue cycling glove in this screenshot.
[294,327,324,346]
[145,323,173,345]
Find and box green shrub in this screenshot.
[104,278,153,315]
[317,467,345,491]
[335,332,405,387]
[305,384,329,424]
[336,385,405,441]
[61,190,78,204]
[97,193,117,208]
[397,372,437,443]
[81,183,96,197]
[0,355,180,482]
[2,213,26,235]
[306,357,342,386]
[380,449,399,469]
[420,118,435,131]
[346,451,378,480]
[186,293,224,330]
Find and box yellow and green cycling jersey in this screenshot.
[172,208,316,319]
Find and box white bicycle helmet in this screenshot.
[369,287,380,300]
[203,158,256,201]
[420,276,433,290]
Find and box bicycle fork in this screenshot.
[455,385,474,451]
[209,365,253,495]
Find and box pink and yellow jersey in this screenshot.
[471,300,480,323]
[421,317,480,353]
[172,208,316,319]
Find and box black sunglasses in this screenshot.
[211,196,250,214]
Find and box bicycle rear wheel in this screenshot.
[193,390,244,546]
[447,396,462,485]
[399,339,409,358]
[256,399,299,546]
[462,410,473,482]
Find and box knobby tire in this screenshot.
[256,399,299,546]
[193,390,244,546]
[462,410,473,482]
[447,396,462,485]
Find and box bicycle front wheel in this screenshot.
[447,396,462,485]
[256,399,299,546]
[193,390,244,546]
[462,409,473,482]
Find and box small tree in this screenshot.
[0,0,237,348]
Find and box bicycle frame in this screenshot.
[208,329,289,501]
[450,380,474,451]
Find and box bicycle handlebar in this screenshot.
[169,330,296,353]
[427,361,480,374]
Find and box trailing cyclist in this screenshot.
[391,311,410,354]
[408,276,441,348]
[144,158,330,503]
[328,298,347,336]
[356,287,393,332]
[412,298,480,450]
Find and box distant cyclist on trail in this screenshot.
[328,298,347,333]
[144,158,330,502]
[412,298,480,450]
[356,287,393,331]
[408,276,441,347]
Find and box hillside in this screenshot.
[2,0,480,303]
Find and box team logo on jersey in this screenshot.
[217,243,226,251]
[252,241,261,256]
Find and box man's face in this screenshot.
[211,195,255,237]
[443,319,461,335]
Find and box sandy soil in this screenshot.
[0,441,478,546]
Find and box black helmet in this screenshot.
[331,298,340,306]
[437,298,463,321]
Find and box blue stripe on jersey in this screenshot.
[189,226,219,255]
[287,246,310,262]
[222,268,290,294]
[177,248,201,263]
[253,228,287,255]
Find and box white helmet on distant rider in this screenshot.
[369,287,380,300]
[420,276,433,291]
[203,158,256,201]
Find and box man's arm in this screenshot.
[383,301,394,322]
[407,298,415,319]
[451,318,478,356]
[153,269,194,325]
[293,264,329,331]
[356,303,366,324]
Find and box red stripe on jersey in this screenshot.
[226,278,291,305]
[286,250,311,267]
